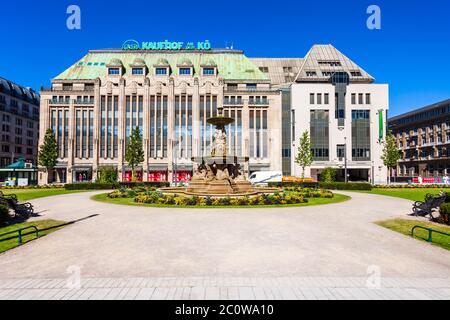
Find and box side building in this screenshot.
[389,99,450,179]
[289,45,388,184]
[0,77,40,167]
[38,49,283,184]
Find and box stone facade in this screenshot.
[38,49,282,184]
[389,99,450,179]
[0,77,40,167]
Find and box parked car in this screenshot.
[248,171,283,186]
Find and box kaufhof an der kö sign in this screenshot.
[122,40,212,51]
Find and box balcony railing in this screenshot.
[74,100,95,105]
[224,88,279,93]
[223,100,243,105]
[249,100,269,105]
[49,100,70,105]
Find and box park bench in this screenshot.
[0,191,34,219]
[411,192,447,217]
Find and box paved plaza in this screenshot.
[0,191,449,300]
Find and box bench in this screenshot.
[0,191,34,219]
[412,192,447,217]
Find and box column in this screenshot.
[142,79,150,181]
[242,97,250,177]
[192,78,200,158]
[117,78,126,181]
[67,99,75,183]
[92,79,101,181]
[167,78,175,183]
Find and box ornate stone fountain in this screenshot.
[187,107,255,196]
[159,106,280,197]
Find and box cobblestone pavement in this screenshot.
[0,191,449,300]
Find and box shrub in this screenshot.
[65,182,119,190]
[439,203,450,225]
[274,182,371,191]
[0,205,10,227]
[120,182,170,189]
[97,166,118,183]
[320,167,337,183]
[320,182,372,191]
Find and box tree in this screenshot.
[320,167,337,183]
[38,128,58,184]
[295,130,314,179]
[98,166,118,183]
[381,131,401,184]
[125,127,144,181]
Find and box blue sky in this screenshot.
[1,0,449,116]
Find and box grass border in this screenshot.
[375,218,450,251]
[91,192,351,209]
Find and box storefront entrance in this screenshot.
[123,170,143,182]
[173,171,192,183]
[148,171,168,182]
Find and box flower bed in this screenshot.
[107,187,334,207]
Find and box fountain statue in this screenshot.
[158,106,279,197]
[186,107,254,196]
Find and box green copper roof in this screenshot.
[6,158,30,169]
[55,50,269,81]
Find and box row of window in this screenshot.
[0,144,33,155]
[309,93,330,105]
[391,104,450,126]
[351,93,371,105]
[309,110,372,162]
[108,67,216,76]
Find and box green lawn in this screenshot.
[92,192,350,209]
[0,219,67,253]
[0,188,89,201]
[376,218,450,251]
[357,188,450,202]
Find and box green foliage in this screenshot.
[0,205,11,227]
[320,167,337,183]
[125,127,145,181]
[123,188,325,206]
[98,166,118,183]
[120,182,170,188]
[64,182,120,190]
[295,131,313,179]
[381,131,402,182]
[440,203,450,226]
[38,128,58,169]
[268,181,373,191]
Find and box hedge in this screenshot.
[268,182,372,191]
[64,182,120,190]
[64,181,171,190]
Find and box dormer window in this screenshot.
[132,68,144,75]
[155,67,168,75]
[108,68,120,75]
[202,67,215,76]
[179,67,191,75]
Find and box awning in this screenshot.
[173,164,193,171]
[148,164,168,171]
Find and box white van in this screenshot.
[248,171,282,186]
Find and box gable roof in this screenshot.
[249,58,304,85]
[294,45,374,83]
